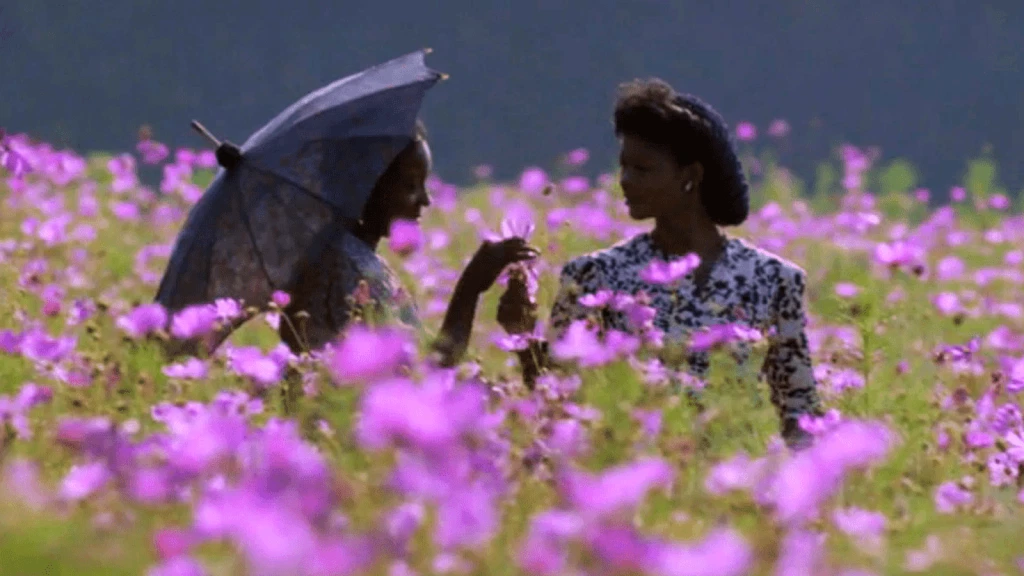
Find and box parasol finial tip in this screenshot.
[190,120,222,148]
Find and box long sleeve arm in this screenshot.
[760,267,824,423]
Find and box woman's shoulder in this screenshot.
[727,237,807,286]
[559,233,653,279]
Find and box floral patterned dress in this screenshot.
[547,232,823,422]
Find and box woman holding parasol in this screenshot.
[155,50,537,367]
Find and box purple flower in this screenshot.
[558,457,673,519]
[328,326,415,384]
[932,292,960,316]
[60,461,112,501]
[936,256,964,281]
[170,304,219,339]
[989,194,1011,210]
[162,358,208,380]
[1008,357,1024,393]
[814,365,865,395]
[518,510,584,575]
[270,290,290,309]
[137,139,170,165]
[614,296,658,332]
[834,282,860,298]
[214,297,244,321]
[648,528,754,576]
[519,167,549,195]
[147,557,208,576]
[735,122,757,142]
[227,346,288,387]
[195,150,217,169]
[546,419,590,460]
[933,481,972,514]
[704,452,769,496]
[639,254,701,284]
[872,241,926,271]
[566,147,590,166]
[987,452,1018,487]
[0,383,53,438]
[19,327,76,363]
[499,205,536,241]
[551,321,612,367]
[381,501,425,553]
[356,377,489,453]
[689,323,762,353]
[767,119,791,138]
[389,219,424,257]
[1,459,49,510]
[116,303,168,338]
[158,407,248,475]
[773,529,826,576]
[832,507,887,541]
[578,289,614,308]
[585,525,656,573]
[0,144,32,177]
[434,482,498,550]
[112,201,141,221]
[560,176,589,194]
[769,420,895,525]
[633,409,663,442]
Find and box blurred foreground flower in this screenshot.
[639,254,701,285]
[116,303,169,339]
[328,325,416,384]
[0,129,32,177]
[388,219,423,257]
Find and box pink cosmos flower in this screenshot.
[389,219,424,257]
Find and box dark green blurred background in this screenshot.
[1,0,1020,197]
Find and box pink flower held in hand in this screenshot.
[389,219,423,257]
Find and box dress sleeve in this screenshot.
[760,266,824,421]
[545,259,603,343]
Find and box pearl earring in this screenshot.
[684,182,693,192]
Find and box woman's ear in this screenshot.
[683,162,705,193]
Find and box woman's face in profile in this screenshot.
[617,135,688,220]
[365,139,433,233]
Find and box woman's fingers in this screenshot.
[512,249,539,262]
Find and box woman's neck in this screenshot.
[353,223,384,251]
[650,212,725,261]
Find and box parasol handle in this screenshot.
[190,120,222,148]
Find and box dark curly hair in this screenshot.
[612,78,749,226]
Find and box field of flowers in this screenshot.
[1,125,1024,576]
